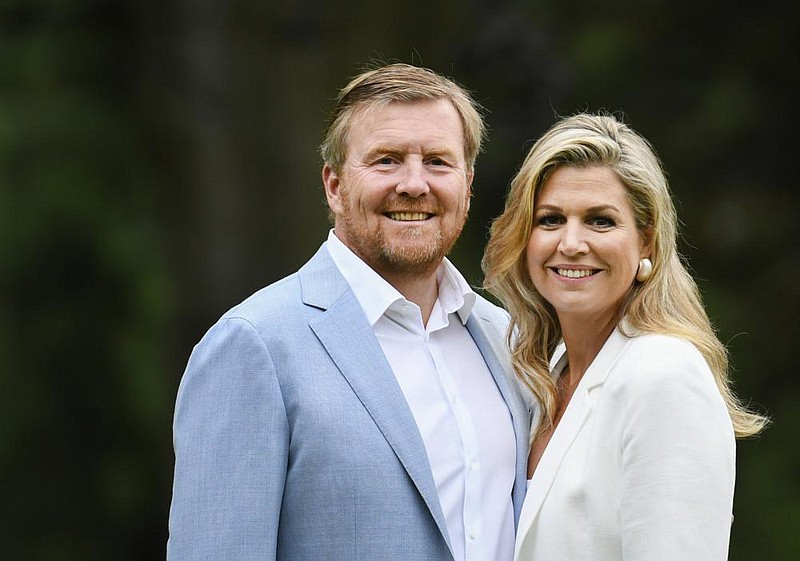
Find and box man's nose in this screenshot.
[396,161,430,197]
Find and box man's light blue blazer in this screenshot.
[168,243,532,560]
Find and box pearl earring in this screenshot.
[636,258,653,282]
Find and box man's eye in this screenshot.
[377,157,396,165]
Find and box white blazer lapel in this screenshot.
[515,328,632,557]
[514,360,593,557]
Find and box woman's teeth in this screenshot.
[557,268,595,278]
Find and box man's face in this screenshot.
[323,99,473,277]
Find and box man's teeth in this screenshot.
[557,268,595,278]
[387,212,429,221]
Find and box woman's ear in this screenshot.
[640,225,655,258]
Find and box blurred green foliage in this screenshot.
[2,0,796,559]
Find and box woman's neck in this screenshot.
[558,312,619,387]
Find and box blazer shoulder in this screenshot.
[620,333,706,371]
[607,334,734,467]
[610,333,720,403]
[472,293,510,325]
[225,273,301,319]
[219,242,341,329]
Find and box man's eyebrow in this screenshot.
[425,147,459,158]
[360,144,461,162]
[362,145,401,159]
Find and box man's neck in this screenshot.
[380,268,440,327]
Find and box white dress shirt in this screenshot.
[326,230,516,561]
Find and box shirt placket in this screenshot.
[427,328,484,561]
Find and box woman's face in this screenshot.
[526,165,650,326]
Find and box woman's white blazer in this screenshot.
[514,326,736,561]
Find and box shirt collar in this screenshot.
[326,229,476,326]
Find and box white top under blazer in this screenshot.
[514,325,736,561]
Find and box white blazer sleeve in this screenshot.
[619,341,735,560]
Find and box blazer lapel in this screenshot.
[515,328,631,555]
[300,246,453,555]
[465,311,532,526]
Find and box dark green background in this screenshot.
[3,1,796,558]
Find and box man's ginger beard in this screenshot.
[335,186,469,276]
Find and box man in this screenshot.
[168,63,531,561]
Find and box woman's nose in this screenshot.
[557,222,589,255]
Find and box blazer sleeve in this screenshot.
[168,317,289,561]
[618,340,736,561]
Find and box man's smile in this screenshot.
[384,211,434,221]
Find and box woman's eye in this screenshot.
[590,216,616,228]
[536,214,563,227]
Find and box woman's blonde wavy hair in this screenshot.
[482,112,768,439]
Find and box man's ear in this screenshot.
[466,169,474,211]
[322,164,342,215]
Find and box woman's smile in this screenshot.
[527,165,650,324]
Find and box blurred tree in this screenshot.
[2,0,796,559]
[1,1,171,558]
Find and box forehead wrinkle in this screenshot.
[346,99,468,167]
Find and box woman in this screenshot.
[483,113,768,561]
